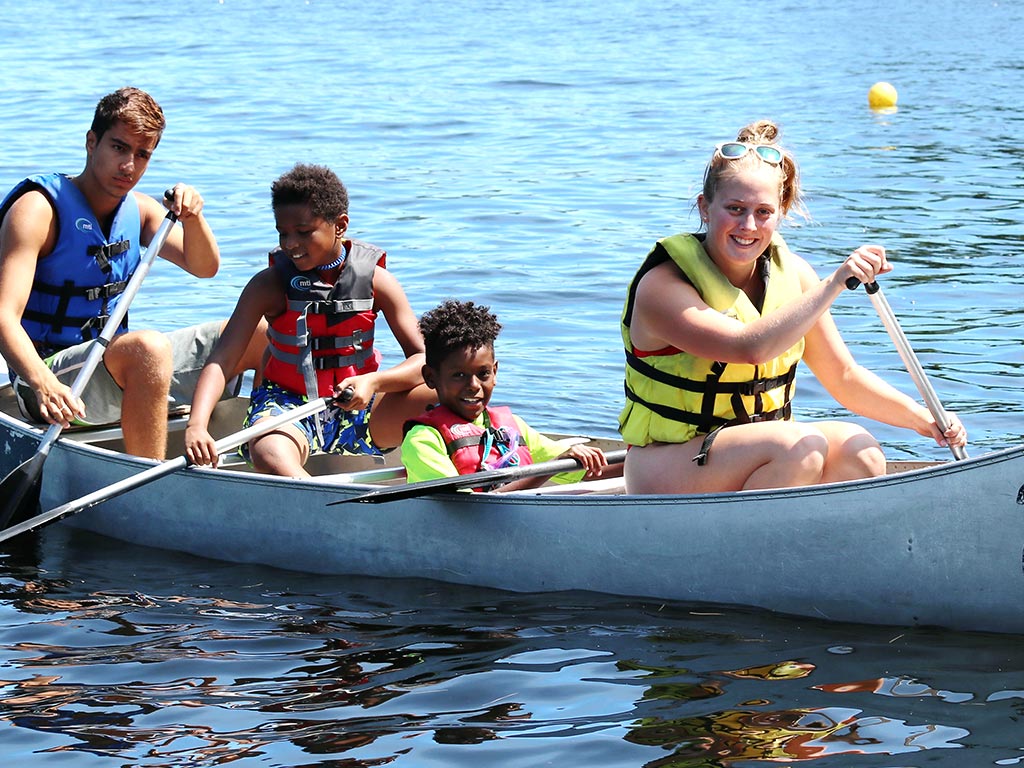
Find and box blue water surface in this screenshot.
[2,0,1024,765]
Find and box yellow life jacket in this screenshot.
[618,233,805,447]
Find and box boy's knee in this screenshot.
[109,329,172,362]
[106,330,173,386]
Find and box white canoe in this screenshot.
[2,384,1023,635]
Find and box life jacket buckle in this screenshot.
[83,282,124,301]
[741,379,770,396]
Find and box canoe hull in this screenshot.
[4,407,1024,634]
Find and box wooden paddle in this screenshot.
[0,200,178,529]
[330,448,628,505]
[848,278,967,460]
[0,388,354,543]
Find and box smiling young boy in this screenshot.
[401,299,607,489]
[184,163,434,476]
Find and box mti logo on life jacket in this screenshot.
[448,423,478,438]
[290,276,313,292]
[75,217,94,233]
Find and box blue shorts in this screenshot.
[239,381,382,463]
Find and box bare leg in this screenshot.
[104,330,173,459]
[247,422,310,477]
[816,421,886,483]
[624,421,832,494]
[367,383,437,450]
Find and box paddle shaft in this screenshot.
[0,203,178,528]
[0,391,353,543]
[847,278,967,460]
[333,448,628,505]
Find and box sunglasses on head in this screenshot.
[715,142,784,166]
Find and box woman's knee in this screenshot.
[827,426,886,480]
[789,424,830,465]
[766,423,829,484]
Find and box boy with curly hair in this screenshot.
[401,299,608,489]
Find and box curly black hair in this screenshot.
[420,299,503,369]
[271,163,349,221]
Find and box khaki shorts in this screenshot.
[14,320,234,427]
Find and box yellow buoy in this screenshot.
[868,81,898,110]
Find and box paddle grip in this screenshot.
[162,189,181,222]
[336,386,355,404]
[845,277,879,294]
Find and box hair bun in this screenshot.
[736,119,780,145]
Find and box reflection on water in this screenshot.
[4,529,1024,766]
[627,706,968,765]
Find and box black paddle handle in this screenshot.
[846,276,880,294]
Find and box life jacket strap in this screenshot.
[23,275,130,344]
[87,239,131,271]
[267,343,375,370]
[625,350,797,395]
[266,325,374,352]
[285,297,375,315]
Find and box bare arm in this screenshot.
[136,184,219,278]
[0,191,85,425]
[184,269,279,466]
[801,289,967,448]
[335,266,425,411]
[631,245,890,365]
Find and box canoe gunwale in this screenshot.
[3,403,1021,505]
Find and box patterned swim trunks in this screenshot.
[239,381,381,462]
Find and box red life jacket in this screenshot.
[409,405,534,475]
[263,239,385,398]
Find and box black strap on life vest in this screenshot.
[445,426,516,458]
[87,239,131,271]
[625,351,796,427]
[26,237,134,345]
[24,277,132,344]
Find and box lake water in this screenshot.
[2,0,1023,764]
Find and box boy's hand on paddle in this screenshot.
[163,184,206,221]
[333,377,371,411]
[560,444,607,479]
[30,375,85,427]
[185,424,220,468]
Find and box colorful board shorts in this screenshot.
[13,320,231,427]
[239,381,382,463]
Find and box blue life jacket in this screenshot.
[0,173,142,355]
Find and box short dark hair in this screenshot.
[90,87,165,144]
[419,299,503,369]
[271,163,349,221]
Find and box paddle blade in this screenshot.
[0,452,46,530]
